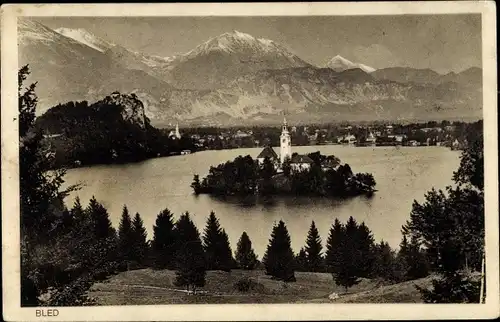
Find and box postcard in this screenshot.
[1,2,498,321]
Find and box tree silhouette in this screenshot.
[86,196,115,240]
[282,156,292,177]
[202,211,233,271]
[305,221,323,272]
[355,222,376,277]
[191,175,201,194]
[131,212,149,265]
[235,232,258,270]
[325,217,374,292]
[263,220,296,282]
[295,248,308,272]
[174,212,206,293]
[372,241,398,281]
[117,205,134,262]
[151,208,176,269]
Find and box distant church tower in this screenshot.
[175,123,181,139]
[280,117,291,164]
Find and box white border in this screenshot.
[1,2,498,321]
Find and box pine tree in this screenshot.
[191,174,201,194]
[202,211,233,271]
[174,212,206,293]
[117,205,134,262]
[325,217,361,292]
[325,218,344,273]
[305,221,323,272]
[219,229,234,271]
[355,222,376,277]
[372,241,397,281]
[235,232,258,270]
[396,233,430,281]
[131,212,149,265]
[152,208,176,269]
[86,196,115,240]
[70,196,85,226]
[263,220,296,282]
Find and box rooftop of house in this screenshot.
[257,146,278,159]
[290,154,314,164]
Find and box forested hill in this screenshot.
[35,92,196,168]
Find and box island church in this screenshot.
[257,118,314,172]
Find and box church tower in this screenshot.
[280,117,291,164]
[175,123,181,139]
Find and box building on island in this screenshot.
[290,154,314,171]
[257,146,278,164]
[169,123,182,140]
[280,118,292,164]
[257,118,313,171]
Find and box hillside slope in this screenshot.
[87,268,434,305]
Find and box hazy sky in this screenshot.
[34,15,481,73]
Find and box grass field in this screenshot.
[87,269,435,305]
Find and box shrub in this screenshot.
[233,277,263,293]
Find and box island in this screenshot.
[191,119,376,197]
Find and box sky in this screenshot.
[34,14,482,74]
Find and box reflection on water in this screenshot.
[63,146,460,257]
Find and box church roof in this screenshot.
[290,154,314,164]
[257,146,278,159]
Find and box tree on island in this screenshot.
[203,211,234,271]
[305,221,323,272]
[259,156,276,195]
[282,156,292,177]
[117,205,134,263]
[191,174,201,195]
[235,232,258,270]
[173,212,206,293]
[151,208,177,269]
[263,220,296,282]
[131,212,149,265]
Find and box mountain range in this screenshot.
[18,18,483,127]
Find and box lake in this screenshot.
[63,145,460,258]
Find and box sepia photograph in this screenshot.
[1,2,498,321]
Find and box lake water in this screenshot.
[63,145,460,258]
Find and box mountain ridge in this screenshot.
[18,19,483,126]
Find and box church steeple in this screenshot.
[175,123,181,139]
[280,117,291,165]
[282,117,289,134]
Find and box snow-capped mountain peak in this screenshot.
[326,55,376,73]
[184,30,299,59]
[54,27,113,52]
